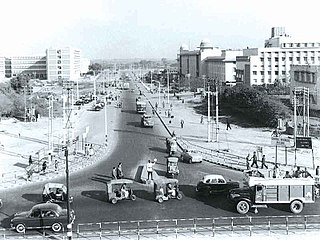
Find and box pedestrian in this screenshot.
[54,159,58,172]
[170,103,173,111]
[272,164,280,178]
[200,115,204,124]
[26,168,33,181]
[147,159,156,181]
[42,161,47,174]
[89,144,94,156]
[250,152,258,168]
[112,167,117,179]
[226,119,231,130]
[117,162,124,179]
[316,166,320,176]
[155,102,158,110]
[246,154,250,170]
[283,171,292,178]
[29,155,32,165]
[180,119,184,128]
[260,155,268,169]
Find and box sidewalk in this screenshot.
[141,80,320,176]
[0,86,122,190]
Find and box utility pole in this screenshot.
[207,85,211,142]
[104,97,108,146]
[48,95,53,152]
[215,79,219,142]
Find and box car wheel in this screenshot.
[15,223,26,233]
[177,193,183,200]
[236,200,250,214]
[188,158,192,164]
[131,194,136,201]
[290,200,303,214]
[52,223,62,232]
[111,198,117,204]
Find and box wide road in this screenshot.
[1,81,320,231]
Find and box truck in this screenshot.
[141,114,154,127]
[228,177,316,214]
[136,101,147,114]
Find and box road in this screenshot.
[1,81,320,232]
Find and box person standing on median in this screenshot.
[250,152,258,168]
[180,119,184,128]
[112,167,117,179]
[147,159,157,181]
[117,162,124,179]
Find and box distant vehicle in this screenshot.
[229,178,316,214]
[196,174,239,196]
[166,156,179,178]
[141,114,154,127]
[74,99,84,105]
[166,137,177,155]
[123,82,130,90]
[11,203,75,233]
[136,101,146,113]
[42,183,73,204]
[180,149,202,163]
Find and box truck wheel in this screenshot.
[236,200,250,214]
[290,200,303,214]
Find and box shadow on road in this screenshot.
[21,193,42,204]
[114,129,165,139]
[81,190,107,203]
[121,109,137,114]
[127,121,142,128]
[179,184,236,213]
[148,146,167,154]
[90,173,112,184]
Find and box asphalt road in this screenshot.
[1,83,320,233]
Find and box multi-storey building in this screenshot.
[46,47,81,81]
[290,65,320,110]
[0,56,5,79]
[203,49,243,86]
[177,39,221,84]
[4,56,47,79]
[236,27,320,86]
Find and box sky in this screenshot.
[1,0,320,60]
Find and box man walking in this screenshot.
[226,119,231,130]
[112,167,117,179]
[246,154,250,170]
[251,152,258,168]
[261,155,268,169]
[180,119,184,128]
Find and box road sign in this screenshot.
[271,136,292,147]
[296,136,312,149]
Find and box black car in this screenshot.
[11,203,75,233]
[196,174,239,196]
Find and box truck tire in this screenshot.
[290,200,303,214]
[236,200,250,214]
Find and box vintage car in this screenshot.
[42,183,73,204]
[141,114,154,127]
[196,174,239,196]
[11,203,75,233]
[180,149,202,163]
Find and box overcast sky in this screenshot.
[1,0,320,60]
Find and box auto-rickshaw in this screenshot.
[166,137,177,155]
[166,156,179,178]
[154,177,182,203]
[42,183,73,204]
[106,179,136,204]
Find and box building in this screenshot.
[4,56,47,79]
[203,49,243,86]
[80,58,90,75]
[236,27,320,86]
[46,47,81,81]
[290,65,320,110]
[177,39,221,86]
[0,56,5,79]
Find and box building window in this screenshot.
[311,57,315,62]
[268,71,271,75]
[289,57,293,61]
[58,71,61,74]
[260,58,264,62]
[253,71,257,75]
[304,43,308,47]
[260,71,264,75]
[267,57,271,61]
[269,79,272,83]
[282,57,285,61]
[304,57,308,62]
[275,71,279,75]
[282,71,286,75]
[275,57,279,62]
[296,57,300,61]
[57,60,61,64]
[57,50,61,54]
[297,43,300,47]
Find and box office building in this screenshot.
[0,56,5,79]
[46,47,81,81]
[4,56,47,79]
[236,27,320,86]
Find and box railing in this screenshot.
[75,215,320,239]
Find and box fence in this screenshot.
[75,215,320,239]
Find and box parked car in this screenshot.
[196,174,239,196]
[180,149,202,163]
[11,203,75,233]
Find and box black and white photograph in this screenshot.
[0,0,320,239]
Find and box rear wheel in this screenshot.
[52,223,62,232]
[236,200,250,214]
[111,198,117,204]
[290,200,303,214]
[131,194,136,201]
[177,193,183,200]
[15,223,26,233]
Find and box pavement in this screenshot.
[1,77,320,239]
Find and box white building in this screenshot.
[0,56,5,79]
[80,57,90,75]
[46,47,81,81]
[236,27,320,86]
[177,39,221,85]
[4,56,47,79]
[203,49,243,86]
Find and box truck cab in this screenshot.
[229,177,316,214]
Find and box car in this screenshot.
[196,174,239,196]
[141,114,154,127]
[180,149,202,163]
[11,203,75,233]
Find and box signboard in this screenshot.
[271,136,292,147]
[296,137,312,149]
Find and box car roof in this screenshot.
[31,203,62,211]
[203,174,225,180]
